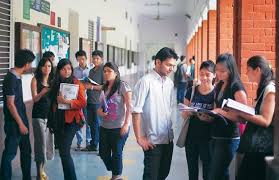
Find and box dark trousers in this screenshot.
[143,142,173,180]
[87,104,100,149]
[99,127,129,176]
[208,138,240,180]
[177,82,187,103]
[237,152,271,180]
[56,122,79,180]
[0,121,31,180]
[185,139,210,180]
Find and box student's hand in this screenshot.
[99,111,108,118]
[136,136,156,151]
[120,123,129,136]
[19,123,28,135]
[181,111,192,120]
[41,87,50,94]
[57,95,65,104]
[212,108,225,115]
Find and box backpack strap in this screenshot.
[189,81,196,103]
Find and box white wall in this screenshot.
[12,0,140,101]
[138,15,188,73]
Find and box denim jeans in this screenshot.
[56,122,79,180]
[177,82,187,103]
[87,104,100,149]
[75,108,91,146]
[0,121,32,180]
[185,139,210,180]
[99,127,129,175]
[208,138,240,180]
[143,142,173,180]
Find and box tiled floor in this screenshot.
[12,73,195,180]
[13,115,189,180]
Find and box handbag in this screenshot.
[176,82,196,148]
[238,84,274,153]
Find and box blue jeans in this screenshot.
[0,121,32,180]
[99,127,129,176]
[185,139,210,180]
[75,108,91,146]
[143,142,173,180]
[177,82,187,103]
[87,104,100,149]
[208,138,240,180]
[56,122,79,180]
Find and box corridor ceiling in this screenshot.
[129,0,195,19]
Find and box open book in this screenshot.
[222,98,255,115]
[58,83,79,110]
[178,103,228,125]
[79,77,99,85]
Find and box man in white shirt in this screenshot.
[132,47,178,180]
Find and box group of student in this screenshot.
[0,46,275,180]
[180,54,275,180]
[0,48,132,180]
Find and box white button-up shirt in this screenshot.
[132,69,175,144]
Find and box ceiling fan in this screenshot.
[144,2,171,21]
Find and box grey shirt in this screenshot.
[87,65,104,104]
[180,63,190,82]
[100,81,131,129]
[132,70,175,144]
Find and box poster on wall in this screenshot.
[39,24,70,66]
[79,38,92,66]
[15,22,41,69]
[30,0,50,15]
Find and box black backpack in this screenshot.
[174,63,183,87]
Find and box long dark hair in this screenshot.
[34,57,54,85]
[49,58,75,102]
[216,53,243,89]
[102,62,121,100]
[247,56,275,100]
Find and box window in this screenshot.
[0,0,11,103]
[88,20,95,54]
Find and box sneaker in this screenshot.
[74,144,82,151]
[40,171,48,180]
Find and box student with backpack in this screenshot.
[175,55,191,103]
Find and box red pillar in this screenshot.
[202,20,208,61]
[207,10,217,61]
[216,0,234,55]
[234,0,276,104]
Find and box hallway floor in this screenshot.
[12,110,190,180]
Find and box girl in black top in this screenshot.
[182,60,215,180]
[31,57,54,180]
[228,56,275,180]
[210,53,247,180]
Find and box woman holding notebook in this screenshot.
[48,59,86,180]
[227,56,275,180]
[210,53,247,180]
[97,62,132,180]
[181,60,216,180]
